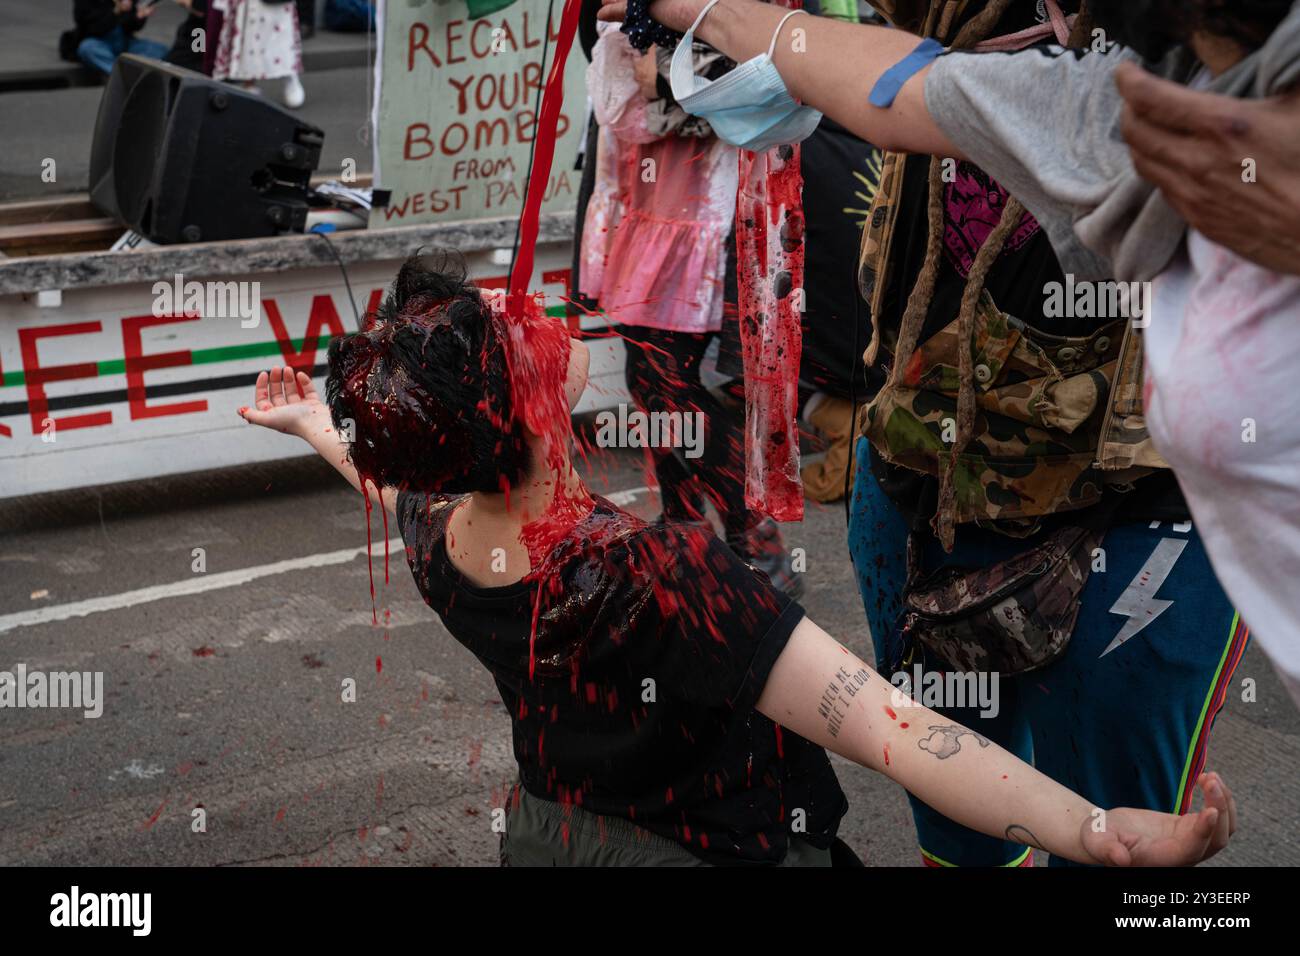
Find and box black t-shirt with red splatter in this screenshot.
[396,491,847,864]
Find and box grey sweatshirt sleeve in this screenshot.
[923,45,1140,280]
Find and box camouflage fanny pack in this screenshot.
[898,496,1119,675]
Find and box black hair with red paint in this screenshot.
[1088,0,1292,62]
[325,251,531,495]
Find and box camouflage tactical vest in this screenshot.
[854,5,1165,541]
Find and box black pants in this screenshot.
[619,325,753,536]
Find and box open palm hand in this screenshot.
[1081,773,1236,866]
[238,366,330,438]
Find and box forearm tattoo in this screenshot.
[1005,824,1045,851]
[917,724,990,759]
[818,667,870,738]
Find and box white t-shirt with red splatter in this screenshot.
[1145,234,1300,704]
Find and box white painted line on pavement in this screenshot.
[0,485,656,636]
[0,538,405,636]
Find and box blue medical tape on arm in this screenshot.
[869,37,945,108]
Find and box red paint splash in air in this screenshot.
[507,0,581,311]
[495,0,599,679]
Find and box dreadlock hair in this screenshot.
[1088,0,1293,63]
[881,0,1095,549]
[324,251,532,495]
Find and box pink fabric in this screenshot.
[578,126,625,302]
[580,27,737,333]
[596,135,736,332]
[588,24,656,144]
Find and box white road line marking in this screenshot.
[0,484,658,636]
[0,538,405,636]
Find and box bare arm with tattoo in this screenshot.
[756,617,1237,866]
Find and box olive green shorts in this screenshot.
[500,784,832,867]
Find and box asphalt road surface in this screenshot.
[1,442,1297,868]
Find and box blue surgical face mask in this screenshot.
[669,0,822,153]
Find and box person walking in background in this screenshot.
[72,0,170,75]
[211,0,305,108]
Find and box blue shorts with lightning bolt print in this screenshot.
[847,439,1249,867]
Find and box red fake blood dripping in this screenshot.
[362,477,377,625]
[499,0,594,680]
[525,504,646,680]
[884,706,897,721]
[735,96,806,523]
[358,475,388,676]
[507,0,581,309]
[883,744,891,767]
[500,296,597,681]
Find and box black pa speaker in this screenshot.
[89,55,324,244]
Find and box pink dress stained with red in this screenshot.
[579,27,738,334]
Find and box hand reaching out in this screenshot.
[1117,62,1300,275]
[238,366,329,438]
[598,0,704,32]
[1081,772,1237,866]
[238,366,386,509]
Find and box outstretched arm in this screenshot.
[757,617,1236,865]
[597,0,962,157]
[238,367,398,517]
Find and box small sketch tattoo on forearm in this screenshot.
[818,667,870,738]
[1005,824,1045,851]
[916,724,990,759]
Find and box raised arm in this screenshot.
[597,0,963,157]
[757,617,1236,865]
[238,367,398,517]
